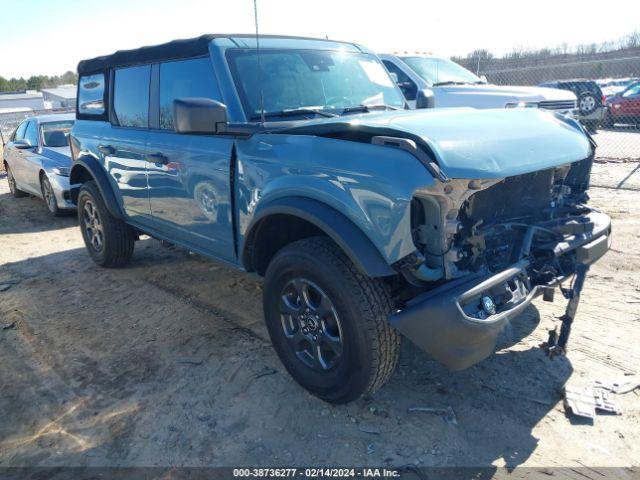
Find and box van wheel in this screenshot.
[6,164,27,198]
[40,174,62,216]
[263,237,400,403]
[77,181,135,267]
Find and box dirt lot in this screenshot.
[0,160,639,471]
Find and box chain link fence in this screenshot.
[470,52,640,162]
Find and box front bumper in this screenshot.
[48,173,76,210]
[389,211,611,370]
[578,106,605,122]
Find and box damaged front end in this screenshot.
[391,153,612,370]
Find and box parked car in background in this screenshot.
[598,77,639,100]
[539,79,605,131]
[604,81,640,127]
[3,113,75,215]
[70,35,610,403]
[379,53,577,115]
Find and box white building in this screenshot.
[0,91,45,112]
[41,85,77,109]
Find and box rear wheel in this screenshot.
[40,174,62,216]
[6,164,27,198]
[263,237,400,403]
[77,181,136,267]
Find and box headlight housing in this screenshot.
[505,101,539,108]
[52,166,70,177]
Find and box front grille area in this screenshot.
[539,100,577,111]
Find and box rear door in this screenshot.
[102,65,152,222]
[145,57,235,262]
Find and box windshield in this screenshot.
[41,121,74,147]
[402,57,482,86]
[227,49,405,120]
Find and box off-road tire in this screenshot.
[77,180,135,267]
[6,164,27,198]
[263,236,400,403]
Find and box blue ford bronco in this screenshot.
[70,34,611,403]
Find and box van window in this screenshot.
[113,65,151,128]
[78,73,106,115]
[159,57,220,130]
[24,121,39,146]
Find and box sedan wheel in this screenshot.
[6,165,27,198]
[41,175,61,215]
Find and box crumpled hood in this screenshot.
[437,84,577,106]
[278,108,592,179]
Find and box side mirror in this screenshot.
[415,89,435,109]
[13,139,33,149]
[173,98,228,134]
[480,75,488,84]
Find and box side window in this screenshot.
[78,73,106,115]
[382,60,417,101]
[623,84,640,97]
[13,121,28,141]
[24,121,39,146]
[159,57,221,130]
[113,65,151,128]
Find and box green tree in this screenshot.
[61,70,78,85]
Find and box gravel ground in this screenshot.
[0,161,639,471]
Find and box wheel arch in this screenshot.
[70,156,125,220]
[242,196,396,278]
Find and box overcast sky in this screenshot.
[1,0,638,78]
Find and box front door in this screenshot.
[145,57,235,262]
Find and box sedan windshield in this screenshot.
[227,49,405,120]
[402,56,482,86]
[41,121,74,147]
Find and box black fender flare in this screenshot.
[70,156,125,220]
[243,196,396,278]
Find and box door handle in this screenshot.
[146,152,169,165]
[98,144,115,155]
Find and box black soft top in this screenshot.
[77,33,346,75]
[77,34,217,75]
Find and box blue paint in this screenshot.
[71,36,593,271]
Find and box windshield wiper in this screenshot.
[432,81,470,86]
[249,108,338,120]
[340,104,401,115]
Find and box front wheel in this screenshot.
[41,174,63,216]
[77,181,136,267]
[263,237,400,403]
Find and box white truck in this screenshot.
[379,54,578,116]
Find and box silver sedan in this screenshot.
[3,113,75,215]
